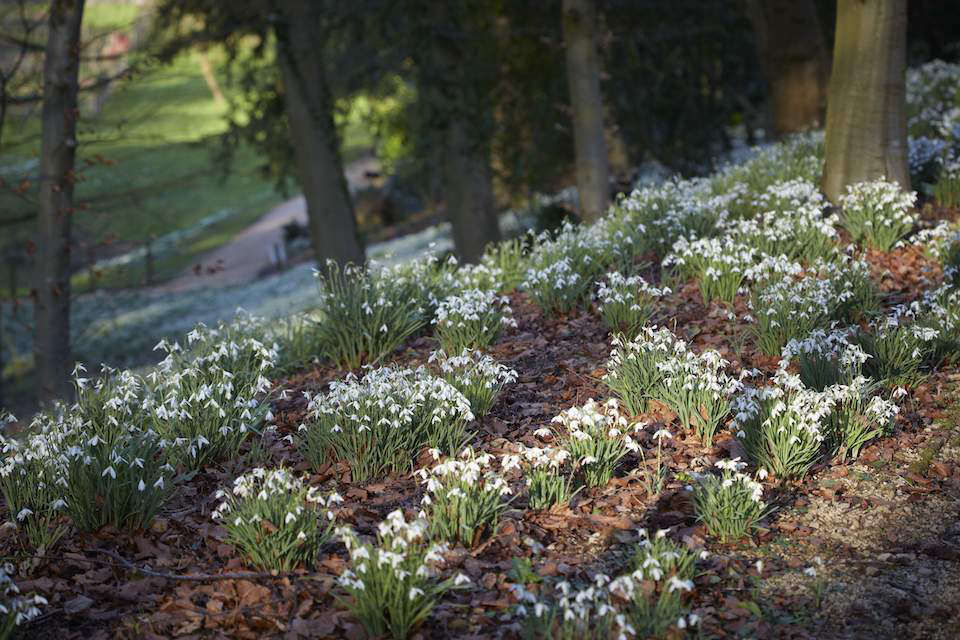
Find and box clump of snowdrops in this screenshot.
[821,378,898,462]
[748,263,861,357]
[212,467,340,571]
[299,366,474,482]
[148,327,276,470]
[522,220,631,314]
[726,179,838,261]
[430,349,517,417]
[545,398,641,488]
[1,367,175,536]
[838,179,918,251]
[0,564,47,640]
[312,260,432,369]
[513,534,702,640]
[663,236,756,304]
[433,288,516,353]
[654,345,740,447]
[691,459,771,542]
[337,510,471,640]
[779,327,869,390]
[594,271,668,335]
[603,327,738,445]
[505,443,575,510]
[416,448,512,547]
[732,371,831,479]
[603,327,683,415]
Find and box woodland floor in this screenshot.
[7,244,960,640]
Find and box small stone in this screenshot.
[64,595,94,615]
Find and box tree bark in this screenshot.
[197,50,225,106]
[746,0,829,137]
[444,116,500,264]
[34,0,84,405]
[273,0,364,269]
[562,0,609,223]
[823,0,910,203]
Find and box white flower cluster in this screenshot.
[429,349,517,416]
[503,442,571,475]
[149,321,276,466]
[732,370,832,443]
[910,219,958,260]
[779,327,870,374]
[664,236,756,286]
[522,256,582,306]
[304,366,475,438]
[0,564,46,629]
[712,132,824,191]
[336,509,469,593]
[710,458,765,503]
[512,546,700,639]
[549,398,641,458]
[659,343,740,400]
[906,60,960,140]
[595,271,670,315]
[821,378,900,426]
[418,448,512,502]
[838,179,918,250]
[0,366,175,531]
[446,262,505,293]
[212,466,341,526]
[748,267,850,354]
[368,253,447,312]
[655,341,740,444]
[544,398,641,487]
[433,288,517,334]
[606,326,686,367]
[724,180,838,259]
[522,218,636,312]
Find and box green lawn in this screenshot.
[0,4,287,289]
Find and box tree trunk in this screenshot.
[444,117,500,264]
[34,0,84,405]
[562,0,609,223]
[197,50,225,106]
[273,1,364,269]
[823,0,910,203]
[747,0,830,137]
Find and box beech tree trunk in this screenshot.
[444,116,500,264]
[562,0,609,223]
[823,0,910,203]
[274,1,363,269]
[34,0,84,405]
[747,0,829,137]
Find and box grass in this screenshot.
[0,9,287,290]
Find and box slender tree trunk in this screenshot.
[562,0,609,223]
[747,0,830,137]
[34,0,84,405]
[197,50,225,106]
[823,0,910,203]
[444,116,500,264]
[273,1,363,269]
